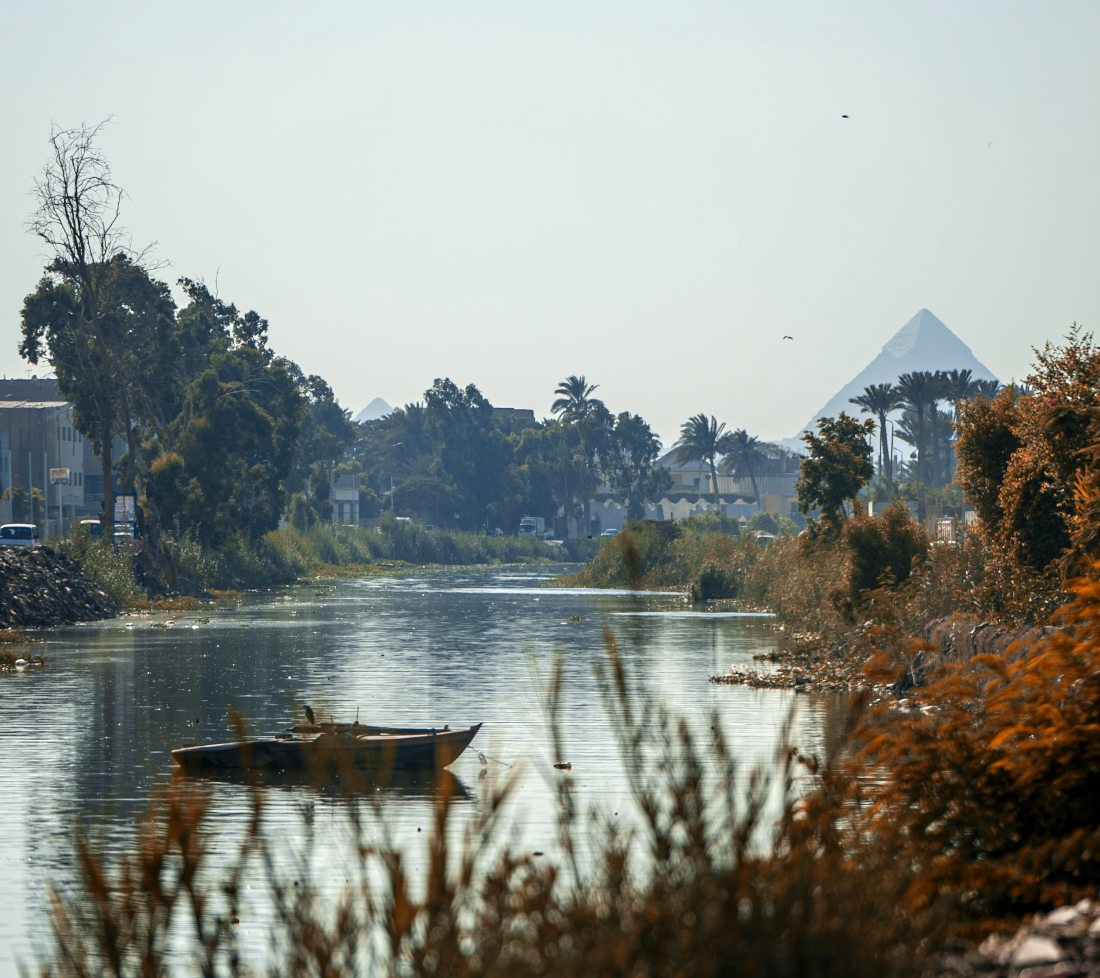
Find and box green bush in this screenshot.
[58,523,143,608]
[837,501,929,614]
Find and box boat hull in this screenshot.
[171,723,481,773]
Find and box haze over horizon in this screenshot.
[2,2,1098,446]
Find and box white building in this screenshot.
[331,473,360,525]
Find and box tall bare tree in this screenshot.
[19,121,156,536]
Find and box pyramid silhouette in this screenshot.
[355,397,393,423]
[796,309,998,437]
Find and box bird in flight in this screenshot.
[783,335,794,341]
[841,114,849,119]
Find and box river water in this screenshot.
[0,565,837,975]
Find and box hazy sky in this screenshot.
[1,2,1098,445]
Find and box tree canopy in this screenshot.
[796,412,875,537]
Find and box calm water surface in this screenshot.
[0,565,836,974]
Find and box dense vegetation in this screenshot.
[564,330,1100,699]
[18,128,663,592]
[39,577,1100,976]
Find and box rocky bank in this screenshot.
[931,900,1100,978]
[0,546,117,627]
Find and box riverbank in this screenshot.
[0,547,117,628]
[553,512,1041,694]
[129,520,601,594]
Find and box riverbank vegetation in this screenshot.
[60,517,595,601]
[562,331,1100,695]
[38,587,1100,975]
[18,127,663,596]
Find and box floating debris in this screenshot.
[553,762,572,771]
[565,615,586,622]
[710,661,866,693]
[1,649,44,671]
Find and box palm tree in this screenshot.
[551,376,600,422]
[926,371,953,487]
[944,369,975,416]
[942,369,976,482]
[849,383,903,496]
[676,414,727,506]
[718,429,767,507]
[896,372,932,487]
[972,379,1002,400]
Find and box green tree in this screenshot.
[896,372,932,487]
[284,373,356,522]
[424,379,514,530]
[392,475,461,521]
[148,357,304,547]
[796,412,875,537]
[607,412,671,521]
[675,414,727,506]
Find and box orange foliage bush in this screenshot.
[860,563,1100,916]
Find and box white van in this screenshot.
[0,524,39,547]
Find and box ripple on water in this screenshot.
[0,565,832,977]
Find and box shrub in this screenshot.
[836,501,928,615]
[859,563,1100,916]
[691,563,737,600]
[58,523,143,608]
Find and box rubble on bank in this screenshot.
[708,659,865,693]
[709,616,1058,694]
[0,546,117,628]
[930,900,1100,978]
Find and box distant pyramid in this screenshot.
[354,397,392,423]
[796,309,998,437]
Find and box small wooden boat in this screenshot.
[171,722,482,772]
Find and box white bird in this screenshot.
[477,750,488,767]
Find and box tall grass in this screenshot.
[560,508,1060,678]
[33,641,932,978]
[38,572,1100,975]
[57,524,144,608]
[264,517,595,577]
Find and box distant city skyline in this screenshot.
[2,2,1097,446]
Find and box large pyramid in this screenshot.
[796,309,998,437]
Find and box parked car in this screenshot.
[78,518,102,541]
[489,527,503,536]
[0,524,39,546]
[600,527,619,538]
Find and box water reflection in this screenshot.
[0,565,836,976]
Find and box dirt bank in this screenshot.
[0,546,117,627]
